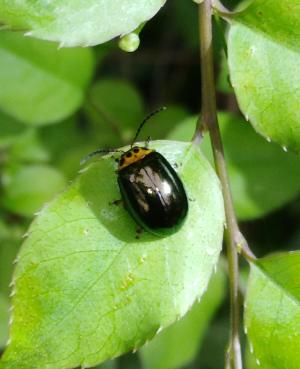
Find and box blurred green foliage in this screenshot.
[0,0,299,368]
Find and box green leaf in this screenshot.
[227,21,300,153]
[0,141,224,369]
[0,0,166,47]
[139,265,226,369]
[1,164,66,217]
[0,111,26,149]
[0,32,94,125]
[230,0,300,53]
[168,112,300,220]
[85,79,144,145]
[245,251,300,369]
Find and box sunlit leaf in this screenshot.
[0,32,94,125]
[168,113,300,220]
[0,141,224,369]
[0,0,166,47]
[227,17,300,152]
[245,252,300,369]
[230,0,300,53]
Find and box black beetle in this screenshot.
[82,108,188,236]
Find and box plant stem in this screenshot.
[194,1,255,368]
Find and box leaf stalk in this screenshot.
[194,1,256,368]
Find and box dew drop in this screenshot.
[282,146,288,152]
[266,137,271,142]
[119,33,140,53]
[256,358,261,366]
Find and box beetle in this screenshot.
[82,108,188,236]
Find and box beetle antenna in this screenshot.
[131,106,167,148]
[80,148,124,166]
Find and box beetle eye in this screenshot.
[133,148,140,153]
[126,152,132,158]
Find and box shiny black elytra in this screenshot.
[117,147,188,236]
[81,107,189,236]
